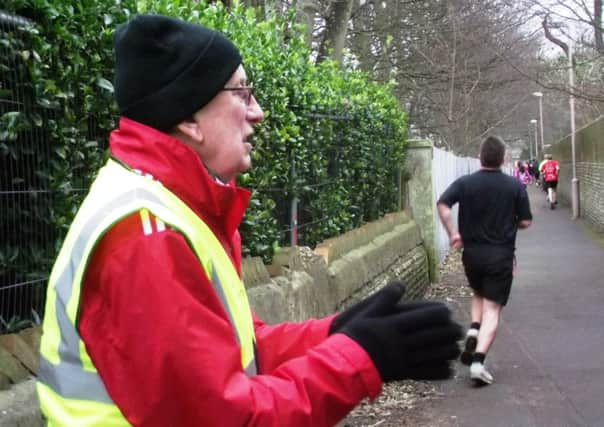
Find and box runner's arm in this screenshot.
[516,186,533,230]
[437,202,463,249]
[518,219,532,229]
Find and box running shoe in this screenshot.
[470,362,494,385]
[460,329,478,366]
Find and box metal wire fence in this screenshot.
[1,11,52,333]
[0,10,103,333]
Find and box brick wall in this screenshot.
[577,162,604,229]
[551,116,604,231]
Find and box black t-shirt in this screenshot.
[437,169,532,249]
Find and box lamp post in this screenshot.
[532,92,545,157]
[530,119,538,160]
[527,123,533,159]
[568,44,579,219]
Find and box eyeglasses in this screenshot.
[221,85,255,105]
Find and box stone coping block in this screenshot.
[0,334,38,374]
[314,211,412,264]
[247,217,425,324]
[0,328,41,391]
[241,256,271,288]
[241,212,415,288]
[327,222,422,306]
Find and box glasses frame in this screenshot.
[221,85,255,105]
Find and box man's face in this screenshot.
[193,65,264,182]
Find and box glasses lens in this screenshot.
[246,87,254,105]
[221,86,254,105]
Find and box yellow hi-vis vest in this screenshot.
[37,158,257,426]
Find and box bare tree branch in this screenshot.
[542,14,568,56]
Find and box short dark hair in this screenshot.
[479,136,505,167]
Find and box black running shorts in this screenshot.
[544,180,558,190]
[462,246,514,306]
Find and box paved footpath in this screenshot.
[423,185,604,427]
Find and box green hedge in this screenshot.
[2,0,407,269]
[1,0,132,298]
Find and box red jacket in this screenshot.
[78,118,381,426]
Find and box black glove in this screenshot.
[337,286,462,382]
[329,282,405,335]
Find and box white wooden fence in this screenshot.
[432,148,480,262]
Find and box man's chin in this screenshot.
[237,158,252,175]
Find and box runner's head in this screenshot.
[479,136,505,168]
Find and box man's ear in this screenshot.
[175,119,203,143]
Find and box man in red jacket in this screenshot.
[38,14,461,426]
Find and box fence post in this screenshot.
[396,167,403,210]
[290,155,298,246]
[404,139,439,283]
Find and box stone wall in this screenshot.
[0,210,430,426]
[403,140,481,281]
[404,140,439,283]
[245,211,429,322]
[550,116,604,230]
[0,330,42,426]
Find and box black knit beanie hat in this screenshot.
[113,14,242,132]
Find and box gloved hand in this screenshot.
[329,282,405,335]
[335,283,462,382]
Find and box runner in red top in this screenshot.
[540,154,560,209]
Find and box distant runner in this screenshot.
[513,160,531,188]
[540,154,560,210]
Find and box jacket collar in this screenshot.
[109,118,251,241]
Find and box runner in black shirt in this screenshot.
[437,136,532,385]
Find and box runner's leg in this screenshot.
[471,294,483,324]
[461,294,483,365]
[476,298,501,354]
[470,299,501,385]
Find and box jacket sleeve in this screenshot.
[79,215,381,427]
[252,314,337,373]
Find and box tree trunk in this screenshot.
[296,0,318,48]
[316,0,354,64]
[595,0,603,53]
[208,0,232,7]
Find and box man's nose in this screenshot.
[247,95,264,123]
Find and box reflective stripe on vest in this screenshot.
[37,158,257,425]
